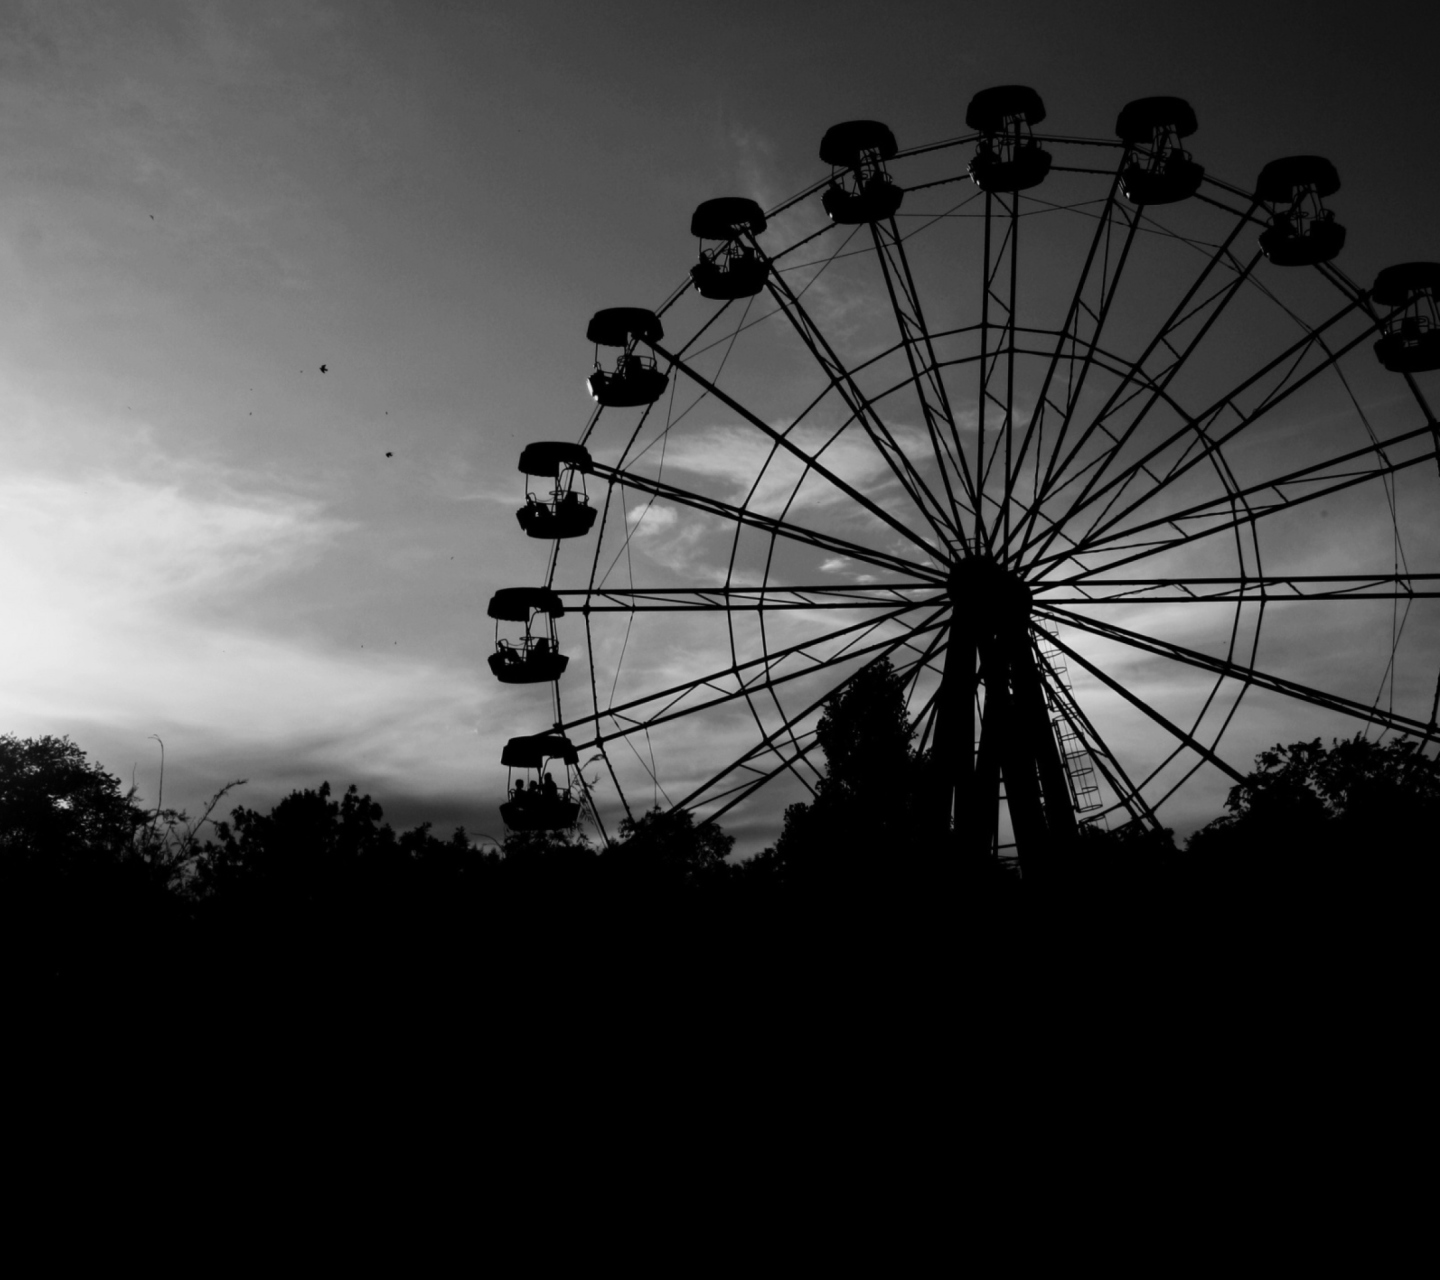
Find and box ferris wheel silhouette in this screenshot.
[493,88,1440,866]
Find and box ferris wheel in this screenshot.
[494,87,1440,862]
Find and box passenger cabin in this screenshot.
[585,308,669,407]
[500,733,582,831]
[690,197,769,299]
[1256,156,1346,266]
[1116,96,1204,206]
[1372,263,1440,373]
[966,86,1052,193]
[819,120,904,225]
[517,441,597,539]
[487,587,569,685]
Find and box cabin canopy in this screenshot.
[966,85,1047,133]
[586,307,662,348]
[818,120,898,168]
[518,442,592,477]
[1116,96,1198,143]
[502,733,579,769]
[691,197,767,240]
[487,587,565,621]
[1256,155,1340,203]
[1372,262,1440,308]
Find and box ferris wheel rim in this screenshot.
[517,116,1440,848]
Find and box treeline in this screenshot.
[4,664,1437,1004]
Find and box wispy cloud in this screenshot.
[0,463,505,821]
[655,421,905,518]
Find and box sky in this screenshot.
[2,0,1438,851]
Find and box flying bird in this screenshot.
[386,451,393,458]
[320,363,329,373]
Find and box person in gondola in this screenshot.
[533,635,551,659]
[541,772,558,801]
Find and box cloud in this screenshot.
[0,465,506,822]
[656,421,906,520]
[2,470,348,611]
[620,501,719,580]
[627,501,678,535]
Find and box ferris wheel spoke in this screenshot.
[645,338,951,565]
[1029,296,1375,565]
[1031,423,1440,580]
[1034,197,1260,490]
[1042,634,1231,818]
[1076,329,1370,552]
[590,462,941,582]
[1020,261,1261,566]
[755,612,950,798]
[757,235,968,547]
[868,216,980,527]
[1044,622,1225,829]
[562,603,950,743]
[891,623,955,759]
[1033,573,1440,605]
[1021,288,1262,570]
[974,189,1025,549]
[995,186,1144,554]
[1031,639,1160,827]
[1016,215,1264,563]
[998,169,1130,557]
[1040,605,1440,742]
[555,584,947,611]
[1034,622,1249,784]
[673,624,946,820]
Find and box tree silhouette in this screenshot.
[768,660,927,890]
[613,807,733,887]
[1,734,192,985]
[1181,735,1439,975]
[1,734,145,861]
[1188,735,1439,866]
[21,717,1430,1003]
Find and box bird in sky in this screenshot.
[320,363,329,373]
[386,451,393,458]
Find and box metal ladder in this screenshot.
[1035,621,1104,813]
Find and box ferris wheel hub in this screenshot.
[946,557,1033,622]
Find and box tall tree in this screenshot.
[767,660,930,891]
[1,734,188,984]
[0,734,144,862]
[612,806,733,888]
[1187,735,1440,894]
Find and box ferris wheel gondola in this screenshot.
[516,442,597,540]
